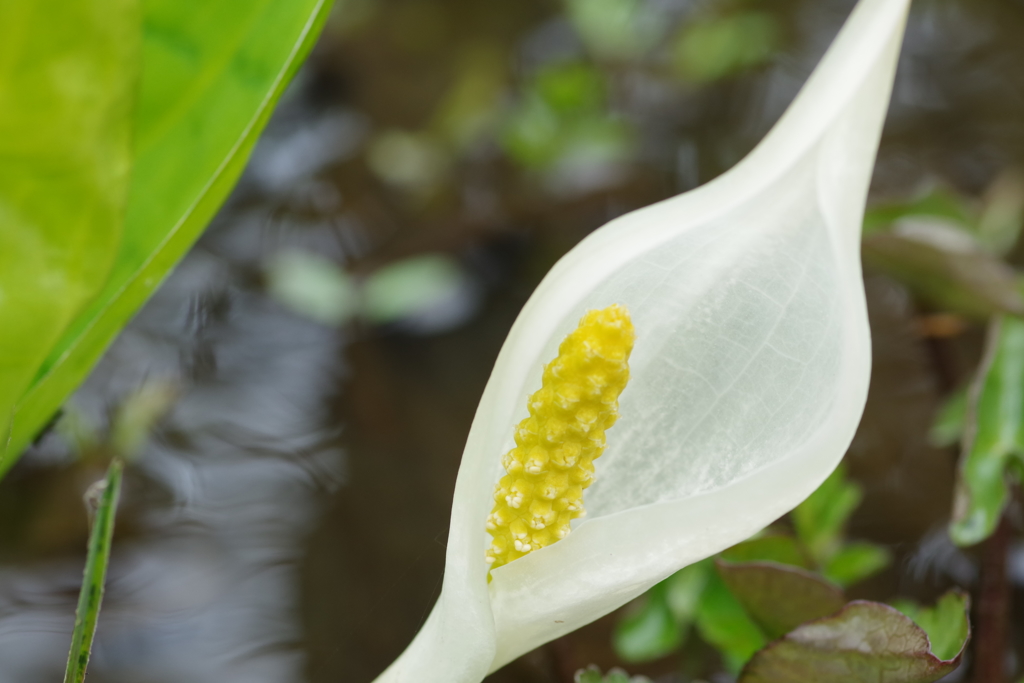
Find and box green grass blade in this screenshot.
[64,459,124,683]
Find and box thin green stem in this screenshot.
[63,458,123,683]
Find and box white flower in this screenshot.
[375,0,911,680]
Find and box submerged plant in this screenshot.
[374,0,912,679]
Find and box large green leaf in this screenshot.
[951,315,1024,545]
[2,0,334,469]
[0,0,139,449]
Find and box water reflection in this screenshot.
[0,95,353,680]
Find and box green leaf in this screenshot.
[929,387,968,449]
[613,581,684,663]
[672,11,779,84]
[663,559,714,622]
[823,542,891,588]
[695,573,767,673]
[740,601,969,683]
[367,130,450,191]
[716,561,846,640]
[977,168,1024,256]
[891,590,971,661]
[499,62,633,174]
[362,254,467,325]
[566,0,661,61]
[266,249,358,326]
[3,0,334,470]
[0,0,140,448]
[63,458,124,683]
[613,561,712,662]
[720,535,813,569]
[792,465,862,565]
[535,63,607,115]
[671,10,774,83]
[110,381,178,458]
[575,665,651,683]
[861,230,1024,319]
[951,316,1024,545]
[862,186,974,237]
[430,44,505,150]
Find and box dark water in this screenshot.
[2,0,1024,681]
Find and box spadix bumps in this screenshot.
[485,305,635,570]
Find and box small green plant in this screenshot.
[575,665,651,683]
[614,466,902,672]
[613,466,969,679]
[63,459,121,683]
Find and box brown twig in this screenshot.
[546,637,577,683]
[972,513,1011,683]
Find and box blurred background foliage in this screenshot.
[3,0,1024,681]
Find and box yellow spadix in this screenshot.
[486,305,634,570]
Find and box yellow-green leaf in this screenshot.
[892,590,971,662]
[3,0,334,470]
[0,0,139,449]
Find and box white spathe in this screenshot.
[374,0,911,679]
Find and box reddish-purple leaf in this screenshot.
[740,601,969,683]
